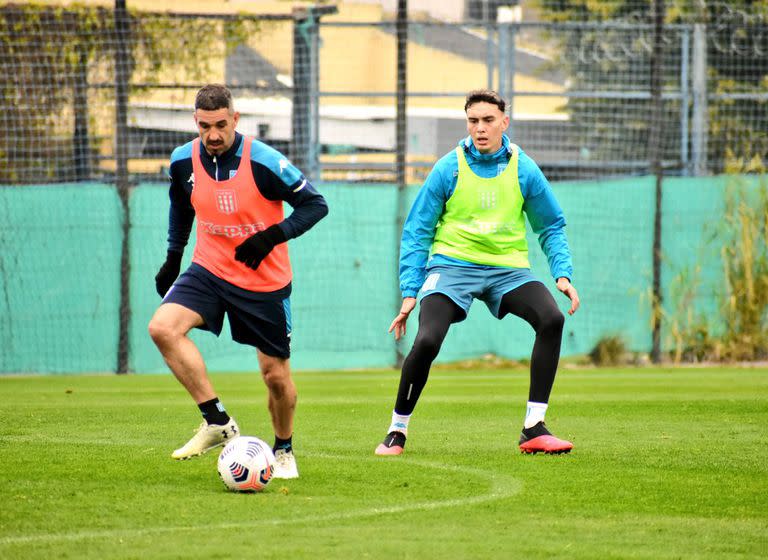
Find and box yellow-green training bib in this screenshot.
[431,145,530,268]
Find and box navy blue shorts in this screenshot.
[163,263,292,358]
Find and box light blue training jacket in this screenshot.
[399,134,573,298]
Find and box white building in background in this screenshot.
[128,96,570,183]
[122,0,570,181]
[352,0,523,23]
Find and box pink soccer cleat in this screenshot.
[519,421,573,454]
[375,431,406,456]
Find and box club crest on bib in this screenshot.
[216,190,238,214]
[479,190,497,209]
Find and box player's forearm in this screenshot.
[538,226,573,281]
[399,246,429,297]
[525,189,572,280]
[167,204,194,253]
[278,189,329,239]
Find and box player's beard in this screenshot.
[206,141,225,155]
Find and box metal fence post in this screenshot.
[292,5,336,181]
[308,13,320,181]
[292,9,312,175]
[507,23,516,138]
[691,23,708,176]
[497,22,508,100]
[114,0,131,374]
[680,26,691,176]
[73,42,90,181]
[486,21,495,89]
[649,0,665,364]
[394,0,408,368]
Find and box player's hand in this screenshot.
[234,224,286,270]
[389,297,417,340]
[155,250,183,297]
[556,277,580,315]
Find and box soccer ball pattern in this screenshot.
[217,436,275,492]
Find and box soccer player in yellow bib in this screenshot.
[376,89,580,456]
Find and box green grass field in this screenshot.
[1,367,766,559]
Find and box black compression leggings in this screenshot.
[393,282,565,416]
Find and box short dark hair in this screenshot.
[195,84,233,111]
[464,89,506,113]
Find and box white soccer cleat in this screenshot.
[272,448,299,479]
[171,418,240,460]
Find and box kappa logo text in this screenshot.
[199,221,266,238]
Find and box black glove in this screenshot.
[234,224,287,270]
[155,250,183,297]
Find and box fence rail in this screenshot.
[1,7,765,186]
[0,4,765,373]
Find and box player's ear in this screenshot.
[501,115,510,131]
[232,111,240,127]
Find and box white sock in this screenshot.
[524,401,548,429]
[388,411,411,436]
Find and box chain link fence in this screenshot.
[1,3,765,185]
[0,2,766,373]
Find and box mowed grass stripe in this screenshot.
[0,368,765,559]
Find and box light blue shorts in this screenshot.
[418,264,540,320]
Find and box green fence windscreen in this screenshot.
[0,176,761,373]
[0,184,123,373]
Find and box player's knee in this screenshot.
[413,331,444,358]
[261,361,292,392]
[148,318,175,347]
[538,308,565,336]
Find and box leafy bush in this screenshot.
[589,335,627,366]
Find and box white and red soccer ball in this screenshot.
[217,436,275,492]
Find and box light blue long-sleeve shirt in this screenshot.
[399,134,573,297]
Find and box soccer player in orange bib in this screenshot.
[148,84,328,478]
